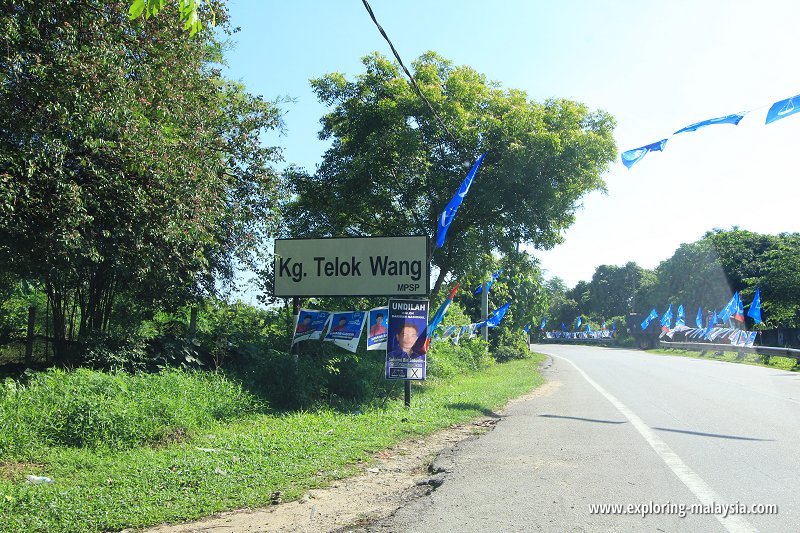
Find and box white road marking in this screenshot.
[552,354,758,533]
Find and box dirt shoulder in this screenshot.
[142,358,555,533]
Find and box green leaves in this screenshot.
[286,51,616,296]
[127,0,210,37]
[1,1,282,349]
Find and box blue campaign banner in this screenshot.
[367,307,389,351]
[386,298,429,381]
[292,309,331,346]
[324,311,367,353]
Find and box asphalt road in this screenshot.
[365,345,800,532]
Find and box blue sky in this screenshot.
[223,0,800,291]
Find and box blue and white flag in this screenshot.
[766,93,800,125]
[676,304,685,327]
[561,322,567,332]
[747,288,763,324]
[621,139,668,169]
[641,308,658,330]
[436,154,486,249]
[575,316,582,329]
[486,302,512,328]
[695,306,703,329]
[660,304,673,331]
[474,268,504,295]
[673,112,747,135]
[540,318,547,330]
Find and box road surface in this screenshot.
[364,345,800,532]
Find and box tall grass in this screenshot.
[0,368,261,460]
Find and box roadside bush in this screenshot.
[491,327,530,361]
[0,368,261,459]
[426,337,493,379]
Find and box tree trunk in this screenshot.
[431,268,448,299]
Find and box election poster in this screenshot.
[386,298,429,380]
[292,309,331,346]
[366,307,389,351]
[323,311,367,353]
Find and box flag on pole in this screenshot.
[576,316,582,329]
[747,288,762,324]
[695,306,703,329]
[733,292,745,323]
[561,322,567,332]
[486,302,512,328]
[641,308,658,330]
[436,154,486,249]
[676,304,685,327]
[424,284,459,351]
[540,318,547,331]
[660,304,673,331]
[474,268,504,295]
[719,294,737,323]
[524,323,530,333]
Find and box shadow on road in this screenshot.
[652,427,775,441]
[538,414,627,424]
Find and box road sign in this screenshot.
[274,236,429,297]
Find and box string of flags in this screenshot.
[622,91,800,169]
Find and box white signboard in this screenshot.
[274,236,429,297]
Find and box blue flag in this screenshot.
[474,268,504,295]
[524,323,530,333]
[673,112,747,135]
[575,316,582,329]
[747,288,762,324]
[586,324,592,333]
[621,139,668,169]
[695,306,703,329]
[486,302,512,328]
[675,304,685,327]
[641,308,658,330]
[561,322,567,332]
[540,318,546,331]
[765,93,800,125]
[611,322,616,332]
[660,304,673,331]
[719,293,738,323]
[436,154,486,249]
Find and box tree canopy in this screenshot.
[0,1,282,356]
[282,52,617,296]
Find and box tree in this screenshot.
[282,52,617,297]
[587,262,648,318]
[0,1,282,358]
[754,233,800,327]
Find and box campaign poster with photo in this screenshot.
[367,307,389,351]
[385,298,429,381]
[292,309,331,346]
[323,311,367,353]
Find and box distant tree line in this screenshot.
[544,229,800,330]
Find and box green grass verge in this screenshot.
[0,355,545,532]
[647,348,798,371]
